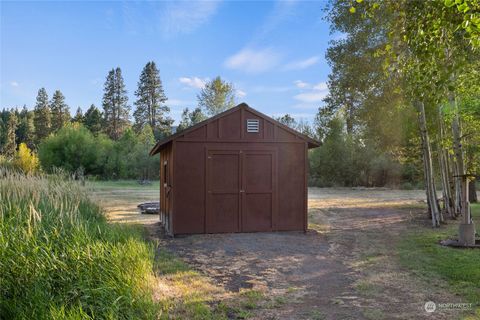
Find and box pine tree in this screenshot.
[50,90,70,131]
[197,76,235,116]
[16,106,35,149]
[133,61,172,139]
[84,104,103,136]
[72,107,84,123]
[102,67,130,140]
[4,110,18,158]
[33,88,51,144]
[177,107,206,132]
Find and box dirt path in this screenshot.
[149,188,465,319]
[98,185,466,319]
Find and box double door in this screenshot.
[206,149,276,233]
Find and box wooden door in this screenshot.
[206,150,241,233]
[241,151,275,232]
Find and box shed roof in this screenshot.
[150,103,320,155]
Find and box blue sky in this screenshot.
[1,0,333,124]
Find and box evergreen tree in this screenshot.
[33,88,51,144]
[83,104,103,136]
[4,110,18,158]
[16,106,35,149]
[102,67,130,140]
[197,76,235,116]
[177,107,206,132]
[275,114,297,128]
[72,107,84,123]
[133,61,173,139]
[50,90,70,131]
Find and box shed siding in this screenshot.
[171,141,306,235]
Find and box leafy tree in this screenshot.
[38,123,98,174]
[177,107,206,132]
[102,67,130,140]
[314,107,335,142]
[50,90,70,132]
[83,104,103,136]
[133,61,173,138]
[72,107,84,123]
[197,76,235,116]
[33,88,51,144]
[4,110,18,158]
[14,143,39,174]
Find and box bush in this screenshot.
[37,123,159,180]
[0,170,158,319]
[14,143,39,174]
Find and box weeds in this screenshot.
[0,170,158,319]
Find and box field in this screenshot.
[89,182,480,320]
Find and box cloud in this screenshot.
[236,89,247,98]
[294,80,309,89]
[293,81,328,103]
[160,1,220,37]
[179,77,208,89]
[294,91,328,103]
[10,81,19,87]
[313,81,328,90]
[224,48,282,73]
[283,56,320,71]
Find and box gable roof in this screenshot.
[150,103,320,155]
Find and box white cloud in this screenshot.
[236,89,247,98]
[179,77,208,89]
[10,81,19,87]
[224,48,282,73]
[294,91,328,103]
[283,56,320,71]
[313,81,328,91]
[294,80,310,89]
[160,1,220,37]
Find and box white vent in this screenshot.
[246,119,259,133]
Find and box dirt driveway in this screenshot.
[151,188,463,320]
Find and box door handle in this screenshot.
[240,190,245,193]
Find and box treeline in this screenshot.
[319,0,480,224]
[0,62,239,179]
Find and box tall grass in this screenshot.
[0,169,158,319]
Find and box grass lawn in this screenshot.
[88,179,160,190]
[399,203,480,318]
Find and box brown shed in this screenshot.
[150,103,320,236]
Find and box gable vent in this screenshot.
[246,119,260,133]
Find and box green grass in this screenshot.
[88,179,159,190]
[0,170,158,319]
[398,203,480,314]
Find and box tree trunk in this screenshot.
[450,92,469,223]
[469,177,478,203]
[417,101,442,227]
[437,108,455,218]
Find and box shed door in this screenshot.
[242,151,275,232]
[206,151,241,233]
[207,149,275,233]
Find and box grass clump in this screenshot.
[0,170,158,319]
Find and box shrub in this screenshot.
[14,143,39,174]
[0,170,158,319]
